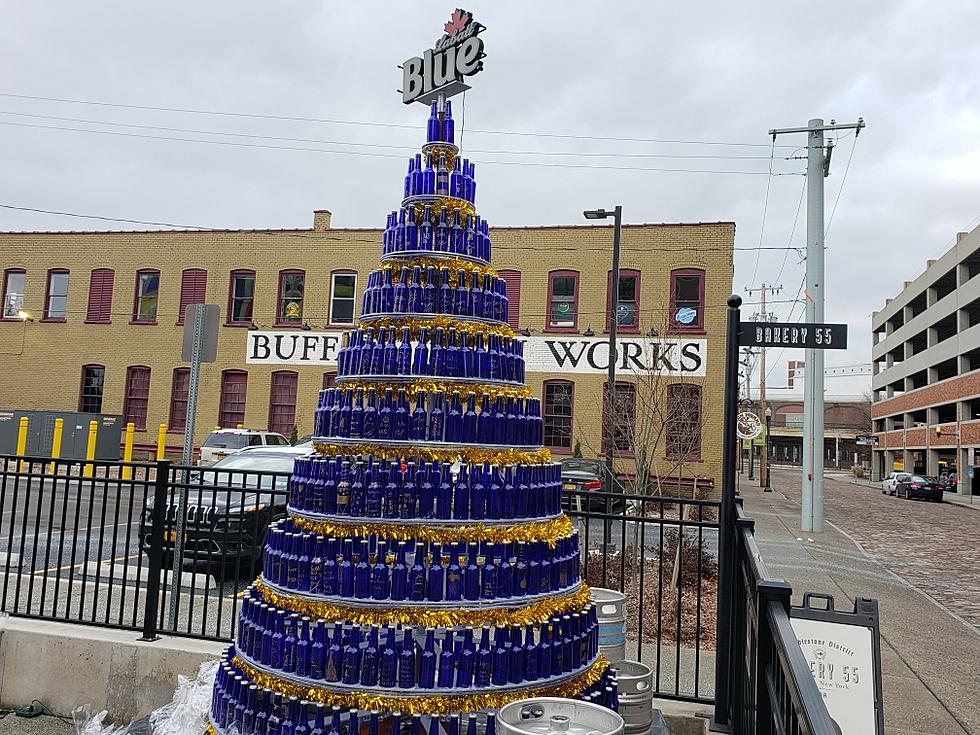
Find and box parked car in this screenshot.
[199,428,290,465]
[939,472,957,493]
[882,471,911,496]
[894,474,943,502]
[560,458,622,512]
[140,444,307,574]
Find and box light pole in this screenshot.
[765,406,773,491]
[584,206,623,492]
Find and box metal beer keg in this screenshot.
[611,661,654,735]
[590,588,627,663]
[498,698,625,735]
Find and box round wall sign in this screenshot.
[736,412,763,439]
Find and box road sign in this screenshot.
[969,468,974,480]
[740,321,848,350]
[180,304,219,363]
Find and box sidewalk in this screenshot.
[741,472,980,735]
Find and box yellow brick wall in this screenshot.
[0,214,733,493]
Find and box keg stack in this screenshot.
[207,100,620,735]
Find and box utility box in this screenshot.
[0,410,123,460]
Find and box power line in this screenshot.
[0,120,802,176]
[824,133,860,238]
[774,175,807,285]
[749,139,777,286]
[0,91,801,149]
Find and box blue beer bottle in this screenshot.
[464,542,481,601]
[445,390,463,444]
[390,541,408,601]
[428,390,445,442]
[426,102,439,142]
[436,463,453,520]
[407,266,422,313]
[418,461,435,518]
[371,542,390,599]
[419,205,433,251]
[410,390,428,442]
[422,153,435,195]
[436,153,450,196]
[454,270,469,316]
[462,392,477,439]
[398,629,416,688]
[450,208,464,255]
[435,206,449,251]
[380,627,398,688]
[439,267,454,314]
[338,539,354,597]
[422,266,437,313]
[393,388,410,440]
[408,541,426,601]
[396,327,412,374]
[378,388,393,440]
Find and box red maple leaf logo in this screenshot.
[444,8,472,35]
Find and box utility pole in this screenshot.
[745,283,781,488]
[769,117,865,532]
[739,347,757,478]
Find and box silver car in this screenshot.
[882,471,911,496]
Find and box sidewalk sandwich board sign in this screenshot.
[790,594,884,735]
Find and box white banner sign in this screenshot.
[791,617,878,735]
[245,331,707,377]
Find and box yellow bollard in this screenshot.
[236,423,244,429]
[83,420,98,478]
[15,416,28,472]
[49,418,63,475]
[156,424,167,461]
[122,422,135,480]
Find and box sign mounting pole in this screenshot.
[769,117,865,532]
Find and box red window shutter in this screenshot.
[498,271,521,330]
[178,268,208,324]
[86,269,115,323]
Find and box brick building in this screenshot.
[872,224,980,493]
[0,211,734,492]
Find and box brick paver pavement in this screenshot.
[768,467,980,629]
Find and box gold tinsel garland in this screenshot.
[335,378,531,402]
[206,722,218,735]
[254,579,592,628]
[312,442,550,467]
[407,197,476,223]
[229,655,609,716]
[380,258,496,287]
[290,513,573,547]
[357,315,514,339]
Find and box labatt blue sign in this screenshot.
[401,9,486,105]
[246,331,706,377]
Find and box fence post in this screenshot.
[122,422,135,480]
[712,294,741,731]
[140,460,171,641]
[16,416,28,471]
[755,579,793,735]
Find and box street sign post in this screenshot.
[170,303,219,627]
[739,321,848,350]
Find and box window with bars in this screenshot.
[133,269,160,323]
[219,371,248,427]
[2,269,25,319]
[547,270,579,331]
[123,366,151,430]
[498,270,521,330]
[543,380,574,451]
[329,271,357,325]
[606,269,640,332]
[268,371,299,436]
[86,269,114,324]
[169,368,190,431]
[228,270,255,325]
[669,268,705,332]
[78,364,105,414]
[177,268,207,325]
[44,269,69,321]
[277,270,305,325]
[666,384,703,459]
[602,381,636,454]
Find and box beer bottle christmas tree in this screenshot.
[208,100,616,735]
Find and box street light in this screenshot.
[583,206,623,496]
[764,406,773,491]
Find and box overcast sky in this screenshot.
[2,1,979,387]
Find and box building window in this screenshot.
[219,370,248,427]
[177,268,207,325]
[43,269,70,321]
[498,270,521,330]
[2,269,26,319]
[228,269,256,325]
[79,365,105,414]
[669,268,705,332]
[277,269,305,326]
[133,269,160,323]
[269,371,299,436]
[666,384,702,460]
[543,380,574,451]
[86,269,115,324]
[323,372,337,390]
[123,366,151,431]
[602,381,636,454]
[329,271,357,326]
[606,269,640,333]
[169,368,190,431]
[546,270,579,332]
